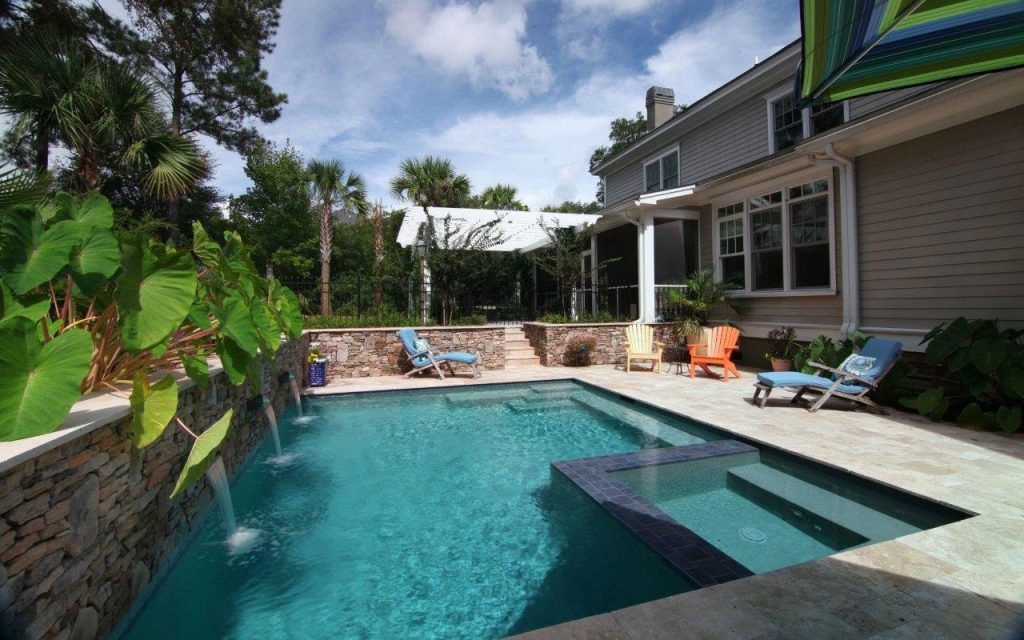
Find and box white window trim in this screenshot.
[641,145,681,193]
[764,87,849,155]
[711,168,837,298]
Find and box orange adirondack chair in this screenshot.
[688,326,741,382]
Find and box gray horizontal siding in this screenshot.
[604,162,644,205]
[857,105,1024,330]
[680,96,769,185]
[847,84,938,120]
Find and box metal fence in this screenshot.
[537,283,689,322]
[280,277,422,319]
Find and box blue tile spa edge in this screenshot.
[553,440,758,587]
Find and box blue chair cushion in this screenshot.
[757,372,866,395]
[435,351,479,365]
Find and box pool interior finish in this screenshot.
[118,381,720,640]
[612,448,969,575]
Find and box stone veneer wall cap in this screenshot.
[0,359,227,475]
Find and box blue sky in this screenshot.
[113,0,802,209]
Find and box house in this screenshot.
[586,39,1024,355]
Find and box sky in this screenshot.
[104,0,801,210]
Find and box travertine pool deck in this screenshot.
[309,365,1024,639]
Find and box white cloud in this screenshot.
[560,0,658,16]
[381,0,553,101]
[399,0,798,210]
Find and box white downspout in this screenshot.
[809,142,860,336]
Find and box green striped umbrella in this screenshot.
[797,0,1024,106]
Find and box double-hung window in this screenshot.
[714,176,834,294]
[767,89,847,153]
[643,149,680,192]
[716,202,745,289]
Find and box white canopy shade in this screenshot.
[396,206,601,253]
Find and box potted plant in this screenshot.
[765,326,797,371]
[668,267,743,357]
[564,332,598,366]
[307,341,328,387]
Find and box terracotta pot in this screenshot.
[770,358,792,372]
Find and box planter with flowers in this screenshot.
[564,332,598,367]
[307,341,328,386]
[765,326,797,371]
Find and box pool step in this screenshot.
[507,398,576,413]
[570,394,706,447]
[727,464,919,542]
[445,388,533,407]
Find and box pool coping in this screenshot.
[552,441,757,587]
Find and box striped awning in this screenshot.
[797,0,1024,106]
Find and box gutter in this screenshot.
[809,143,859,336]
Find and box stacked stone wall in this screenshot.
[0,335,308,640]
[522,322,681,367]
[313,327,506,379]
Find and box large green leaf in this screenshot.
[216,337,250,385]
[68,227,120,297]
[191,222,221,267]
[269,282,303,339]
[0,208,80,295]
[129,373,178,447]
[970,338,1007,375]
[955,403,986,429]
[54,192,113,230]
[0,281,50,329]
[914,387,948,421]
[214,292,259,356]
[115,238,198,351]
[181,351,209,389]
[995,405,1022,433]
[251,298,281,355]
[170,409,233,498]
[925,318,969,365]
[1001,367,1024,400]
[0,320,92,441]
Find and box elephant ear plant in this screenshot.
[0,190,303,498]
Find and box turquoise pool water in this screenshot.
[118,381,716,640]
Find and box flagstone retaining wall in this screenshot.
[522,322,682,367]
[310,326,506,379]
[0,335,308,640]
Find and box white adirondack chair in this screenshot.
[626,323,663,373]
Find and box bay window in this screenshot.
[713,177,834,295]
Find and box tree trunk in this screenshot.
[34,122,49,173]
[76,146,101,194]
[373,202,384,307]
[167,66,185,245]
[319,201,333,315]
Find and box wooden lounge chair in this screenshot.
[626,323,664,373]
[688,326,740,381]
[396,329,481,379]
[751,337,902,413]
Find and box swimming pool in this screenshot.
[118,381,718,639]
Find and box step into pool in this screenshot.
[117,381,719,640]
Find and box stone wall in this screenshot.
[522,322,681,367]
[312,327,506,378]
[0,335,308,640]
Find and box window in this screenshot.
[767,91,847,153]
[771,95,803,152]
[713,177,833,295]
[643,149,680,192]
[717,202,745,288]
[750,192,783,290]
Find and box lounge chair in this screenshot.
[396,329,481,379]
[688,326,740,382]
[626,323,664,373]
[752,337,902,413]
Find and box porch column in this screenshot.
[590,233,599,314]
[639,213,656,322]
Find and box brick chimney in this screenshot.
[645,86,675,132]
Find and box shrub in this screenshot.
[901,318,1023,432]
[303,313,425,329]
[564,331,598,366]
[765,326,797,360]
[538,312,618,324]
[452,314,488,326]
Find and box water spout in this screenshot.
[206,457,237,537]
[262,397,283,456]
[206,457,259,553]
[288,373,303,417]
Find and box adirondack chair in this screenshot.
[626,323,664,373]
[688,326,740,381]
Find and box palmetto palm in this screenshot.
[389,155,471,212]
[0,36,206,199]
[479,183,527,211]
[308,158,367,315]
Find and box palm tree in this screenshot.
[0,36,207,201]
[308,159,367,315]
[389,155,471,212]
[479,183,527,211]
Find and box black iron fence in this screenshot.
[536,283,688,322]
[281,276,421,319]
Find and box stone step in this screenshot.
[506,339,533,349]
[506,348,538,358]
[726,464,919,542]
[506,355,541,366]
[570,394,706,447]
